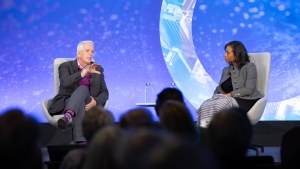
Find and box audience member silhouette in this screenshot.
[155,87,184,117]
[116,128,172,169]
[119,107,154,129]
[0,109,42,169]
[159,100,198,141]
[281,126,300,169]
[82,126,122,169]
[146,138,218,169]
[207,107,252,169]
[81,106,115,142]
[60,106,115,169]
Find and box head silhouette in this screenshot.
[208,107,252,168]
[119,108,154,129]
[159,100,197,140]
[0,109,42,169]
[155,87,184,117]
[82,106,115,142]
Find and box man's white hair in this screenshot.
[77,40,94,56]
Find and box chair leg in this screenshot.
[249,143,264,156]
[252,143,264,153]
[70,125,75,145]
[249,144,260,156]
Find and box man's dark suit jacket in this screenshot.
[48,59,109,115]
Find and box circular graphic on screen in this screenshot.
[159,0,217,109]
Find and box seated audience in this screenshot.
[146,138,218,169]
[81,106,115,142]
[155,87,184,117]
[115,128,168,169]
[60,106,115,169]
[281,126,300,169]
[119,108,154,129]
[0,109,42,169]
[82,126,122,169]
[159,100,198,141]
[207,107,252,169]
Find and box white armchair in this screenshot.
[247,52,271,155]
[247,52,271,125]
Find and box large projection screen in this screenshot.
[1,0,299,122]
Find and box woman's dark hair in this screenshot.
[225,41,250,69]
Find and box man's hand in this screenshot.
[87,63,101,74]
[81,63,101,77]
[85,96,97,111]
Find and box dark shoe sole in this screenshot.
[75,141,87,145]
[57,118,67,129]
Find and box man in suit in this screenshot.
[48,40,109,143]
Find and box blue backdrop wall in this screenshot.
[1,0,299,122]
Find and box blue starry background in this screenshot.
[0,0,299,122]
